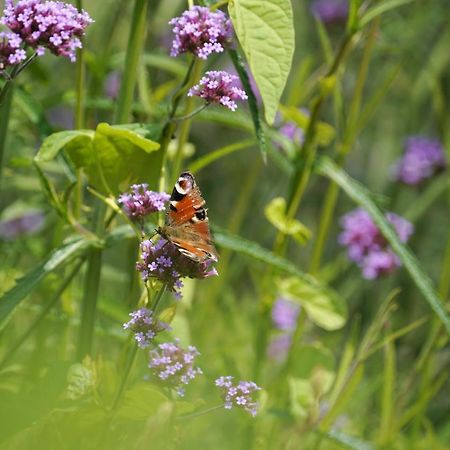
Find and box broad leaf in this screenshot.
[229,0,295,124]
[265,197,311,244]
[35,123,161,194]
[315,156,450,334]
[278,276,347,330]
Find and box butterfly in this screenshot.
[158,171,218,263]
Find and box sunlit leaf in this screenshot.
[229,0,295,124]
[265,197,311,244]
[278,276,347,330]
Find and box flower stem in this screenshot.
[0,82,13,192]
[77,202,106,360]
[114,0,148,123]
[177,405,223,420]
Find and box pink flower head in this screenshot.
[339,208,413,279]
[188,71,247,111]
[2,0,94,62]
[136,239,218,300]
[169,6,233,59]
[215,376,261,417]
[394,136,446,185]
[149,339,202,397]
[0,31,26,68]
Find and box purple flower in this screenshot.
[339,208,413,279]
[2,0,94,62]
[118,184,170,220]
[188,71,247,111]
[123,308,169,349]
[0,31,26,68]
[279,122,305,147]
[149,339,202,396]
[271,298,300,331]
[394,136,446,185]
[169,6,233,59]
[0,210,45,239]
[215,376,261,417]
[104,70,121,99]
[311,0,349,24]
[136,239,218,299]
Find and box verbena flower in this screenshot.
[215,376,261,417]
[271,298,300,331]
[123,308,169,349]
[169,6,233,59]
[0,31,26,68]
[188,71,247,111]
[118,184,170,220]
[2,0,93,62]
[136,239,218,299]
[279,122,305,147]
[310,0,349,24]
[149,339,202,396]
[394,136,446,185]
[339,208,413,279]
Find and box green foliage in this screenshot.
[229,0,295,124]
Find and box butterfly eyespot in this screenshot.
[195,209,206,221]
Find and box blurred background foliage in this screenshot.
[0,0,449,449]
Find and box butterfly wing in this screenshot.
[163,172,218,262]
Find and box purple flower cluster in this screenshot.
[123,308,169,349]
[118,184,170,220]
[215,376,261,417]
[188,71,247,111]
[0,31,26,68]
[136,239,218,299]
[339,208,413,279]
[267,298,300,362]
[394,136,446,185]
[1,0,93,62]
[169,6,233,60]
[149,339,202,396]
[311,0,349,24]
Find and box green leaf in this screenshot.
[290,344,335,379]
[278,276,347,330]
[36,123,161,194]
[315,156,450,334]
[0,238,91,331]
[228,0,295,124]
[35,130,94,162]
[265,197,311,244]
[117,383,169,421]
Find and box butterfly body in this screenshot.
[158,172,218,262]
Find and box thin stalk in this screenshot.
[0,82,13,191]
[114,0,148,123]
[171,62,203,183]
[77,202,106,360]
[177,405,223,420]
[274,33,355,257]
[74,0,85,129]
[158,57,198,191]
[309,20,379,274]
[0,260,84,370]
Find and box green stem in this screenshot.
[0,259,84,370]
[77,203,106,360]
[309,21,379,274]
[158,57,198,190]
[114,0,148,123]
[0,82,13,192]
[274,33,355,257]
